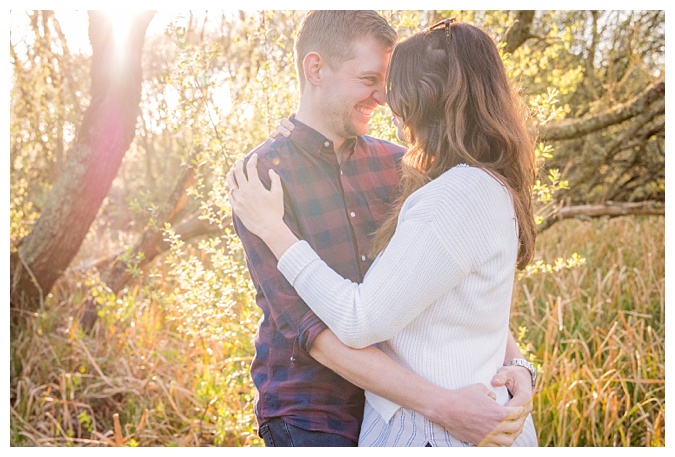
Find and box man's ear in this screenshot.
[303,52,325,87]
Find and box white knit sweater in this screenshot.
[277,165,520,425]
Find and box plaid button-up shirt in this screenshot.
[233,118,404,442]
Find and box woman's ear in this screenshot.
[303,52,324,88]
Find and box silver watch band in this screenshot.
[506,358,537,388]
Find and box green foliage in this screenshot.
[161,228,257,347]
[527,89,571,226]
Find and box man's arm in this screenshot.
[310,329,529,446]
[492,331,535,408]
[231,153,326,347]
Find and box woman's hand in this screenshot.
[229,153,284,239]
[228,154,299,259]
[270,116,296,139]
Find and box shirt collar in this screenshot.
[289,117,357,157]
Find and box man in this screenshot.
[229,10,536,447]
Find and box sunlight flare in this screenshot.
[105,10,134,46]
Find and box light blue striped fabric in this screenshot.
[358,400,539,447]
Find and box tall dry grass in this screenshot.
[514,215,665,446]
[9,216,665,446]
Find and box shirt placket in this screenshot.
[340,154,370,279]
[320,138,369,280]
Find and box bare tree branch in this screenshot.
[503,11,535,53]
[538,201,664,233]
[77,211,225,332]
[539,80,665,141]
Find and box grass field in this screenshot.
[9,215,665,447]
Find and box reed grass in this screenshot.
[9,215,665,446]
[513,215,665,446]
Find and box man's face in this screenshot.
[320,35,392,140]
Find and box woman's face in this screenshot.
[392,115,406,142]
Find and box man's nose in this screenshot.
[373,83,386,106]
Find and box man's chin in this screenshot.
[349,124,370,137]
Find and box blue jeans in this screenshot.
[259,418,357,447]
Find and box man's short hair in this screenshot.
[294,10,398,92]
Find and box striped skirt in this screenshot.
[358,400,538,447]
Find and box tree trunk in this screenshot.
[10,11,155,314]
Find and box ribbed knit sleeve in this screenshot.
[277,166,515,349]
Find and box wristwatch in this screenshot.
[506,358,537,388]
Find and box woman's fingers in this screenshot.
[279,118,294,136]
[269,169,281,194]
[270,117,295,138]
[245,154,262,190]
[232,155,248,189]
[226,168,238,191]
[232,153,264,195]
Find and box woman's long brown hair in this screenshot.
[370,22,537,270]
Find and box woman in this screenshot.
[229,19,538,447]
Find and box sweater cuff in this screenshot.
[277,240,320,286]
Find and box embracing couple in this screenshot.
[227,10,538,447]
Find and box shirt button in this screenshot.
[350,212,356,218]
[323,140,330,148]
[361,255,366,262]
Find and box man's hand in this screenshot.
[492,365,534,410]
[427,383,529,446]
[310,331,530,447]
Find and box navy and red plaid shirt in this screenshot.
[232,117,404,442]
